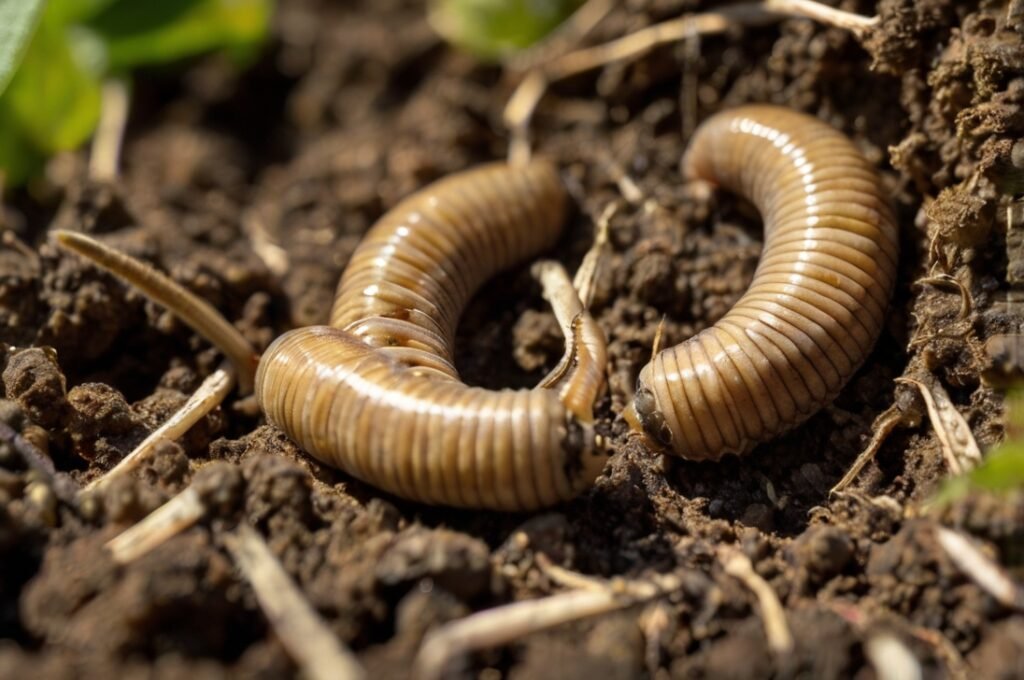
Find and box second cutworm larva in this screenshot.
[255,161,609,510]
[625,105,899,460]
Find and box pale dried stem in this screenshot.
[53,230,258,393]
[505,7,765,161]
[535,553,608,591]
[107,486,205,563]
[506,70,547,166]
[2,230,40,268]
[896,377,982,475]
[538,7,769,83]
[534,260,586,341]
[764,0,879,36]
[414,569,682,680]
[639,601,672,678]
[864,634,923,680]
[597,151,644,205]
[918,274,972,320]
[533,260,607,415]
[720,548,794,656]
[504,0,877,161]
[414,562,686,679]
[936,527,1024,610]
[242,210,290,277]
[90,78,130,182]
[414,589,627,680]
[225,525,365,680]
[85,366,235,495]
[830,404,903,495]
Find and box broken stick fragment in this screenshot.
[106,486,205,563]
[413,566,685,680]
[225,525,365,680]
[719,547,793,656]
[53,230,259,393]
[503,0,881,163]
[896,377,983,476]
[85,365,235,495]
[936,527,1024,611]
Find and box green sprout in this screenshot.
[0,0,272,186]
[428,0,584,61]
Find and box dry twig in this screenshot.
[830,404,904,495]
[414,589,633,680]
[719,547,793,656]
[54,230,259,392]
[764,0,878,37]
[107,486,205,563]
[535,552,608,591]
[85,366,235,495]
[503,6,769,161]
[225,525,365,680]
[864,633,923,680]
[936,527,1024,610]
[598,150,645,205]
[413,567,685,680]
[2,229,40,269]
[242,209,290,277]
[896,377,982,476]
[90,78,130,182]
[917,274,973,321]
[504,0,879,162]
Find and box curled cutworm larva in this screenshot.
[256,161,609,510]
[56,162,607,511]
[625,105,899,460]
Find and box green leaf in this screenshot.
[49,0,122,25]
[428,0,584,61]
[3,8,101,154]
[0,0,45,97]
[87,0,272,71]
[931,442,1024,507]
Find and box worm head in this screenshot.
[561,415,609,494]
[625,372,673,452]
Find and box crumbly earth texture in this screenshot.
[1,0,1023,677]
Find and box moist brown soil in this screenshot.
[2,0,1023,677]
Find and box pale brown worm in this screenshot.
[255,161,609,510]
[55,162,607,511]
[625,105,899,460]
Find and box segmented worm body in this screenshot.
[256,162,608,510]
[626,105,898,460]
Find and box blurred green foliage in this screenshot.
[0,0,45,96]
[0,0,272,186]
[428,0,584,61]
[932,388,1024,506]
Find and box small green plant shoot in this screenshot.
[0,0,272,186]
[428,0,584,61]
